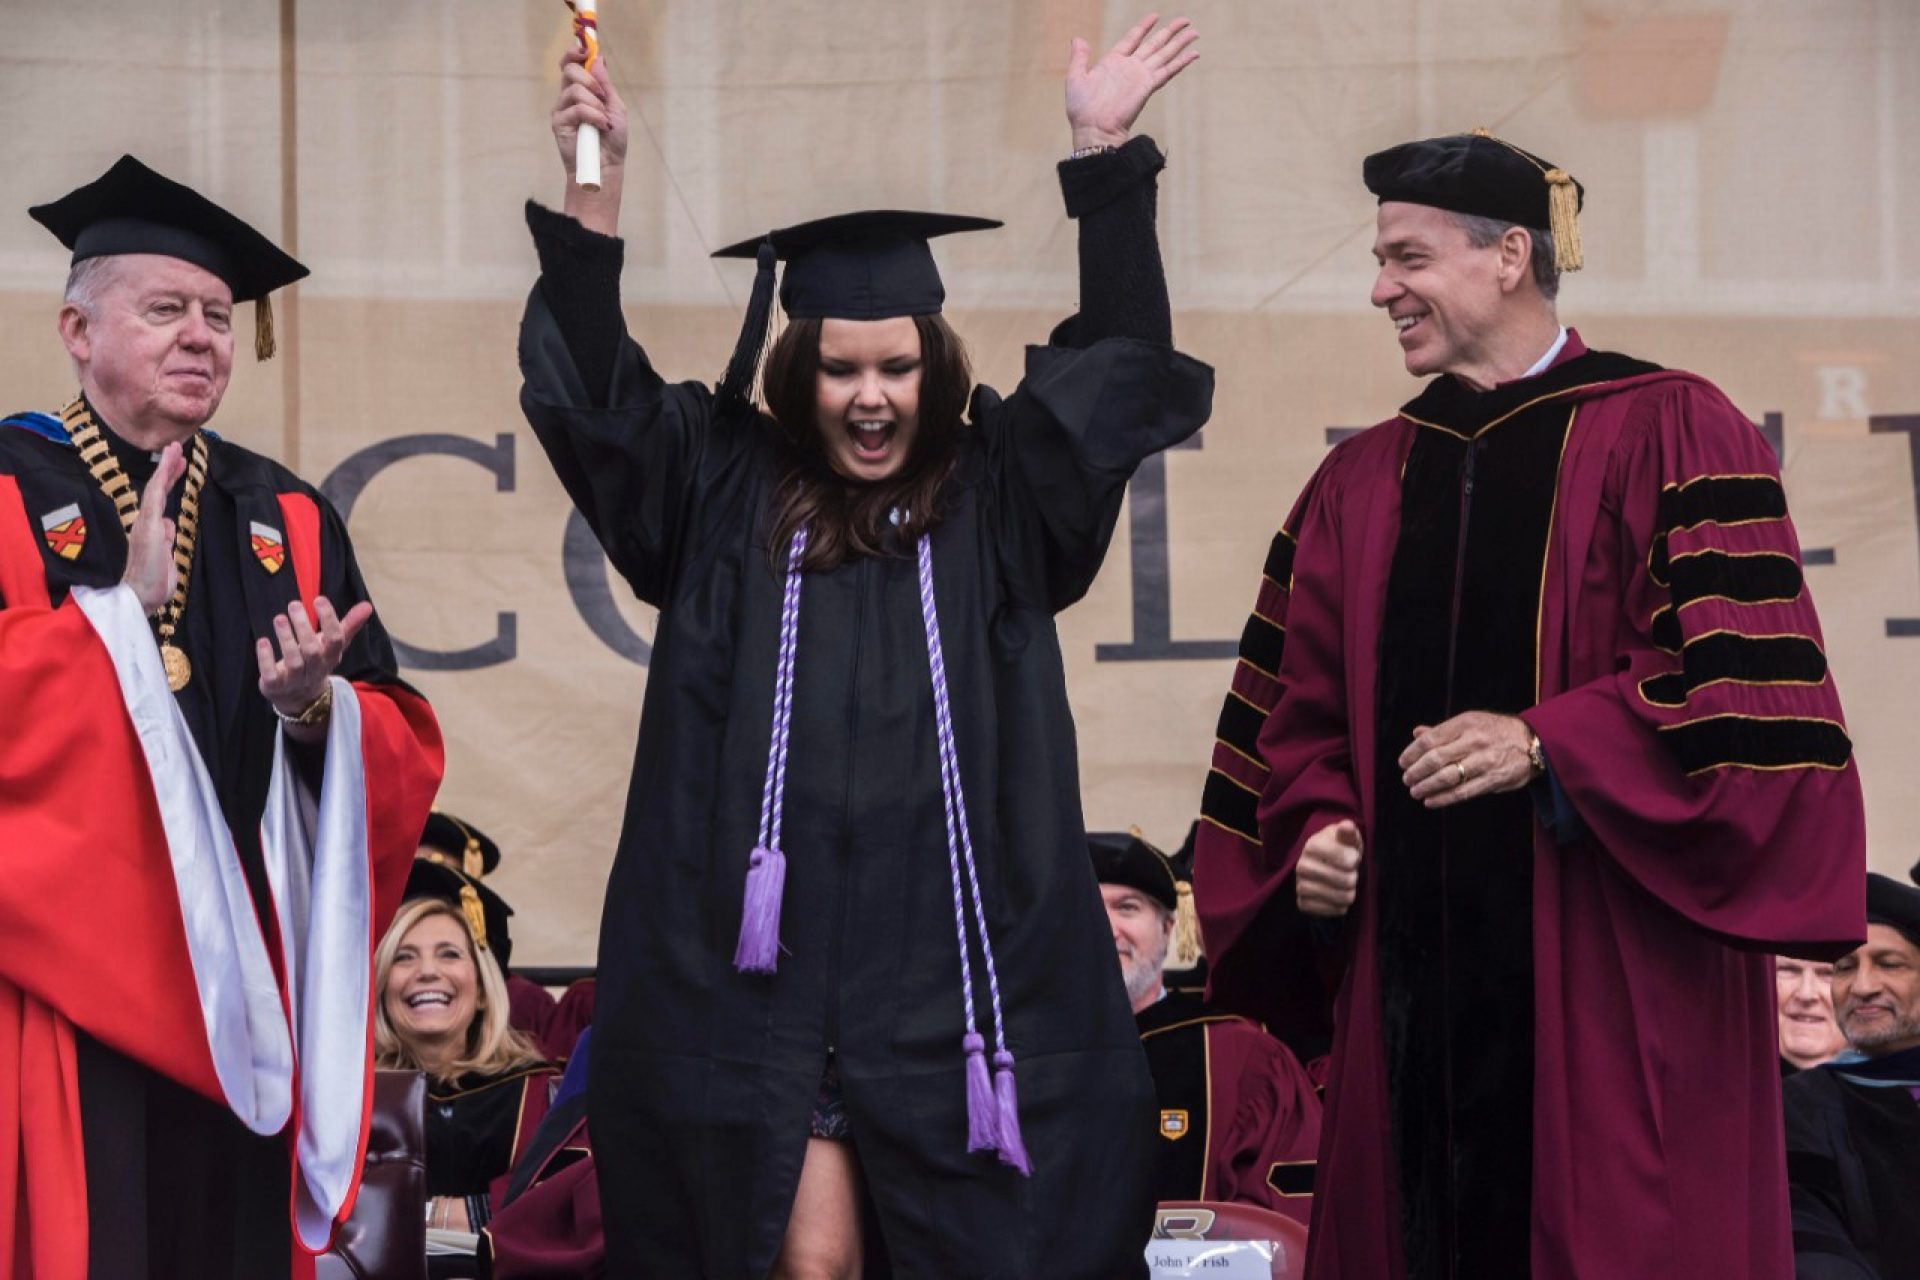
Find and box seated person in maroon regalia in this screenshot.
[1784,876,1920,1280]
[1093,831,1320,1223]
[374,897,559,1278]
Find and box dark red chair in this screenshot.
[1150,1201,1310,1279]
[316,1070,428,1280]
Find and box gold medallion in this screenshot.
[160,643,192,692]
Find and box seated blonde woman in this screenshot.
[374,897,558,1268]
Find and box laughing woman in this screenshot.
[374,898,557,1276]
[521,14,1209,1277]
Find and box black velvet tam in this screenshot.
[1867,873,1920,951]
[420,810,502,877]
[1363,132,1582,230]
[1090,831,1180,913]
[712,209,1000,320]
[29,155,307,302]
[405,858,516,971]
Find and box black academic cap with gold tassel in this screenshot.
[29,155,308,359]
[1089,828,1179,909]
[1362,130,1584,272]
[409,811,516,969]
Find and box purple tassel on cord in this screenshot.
[732,844,786,974]
[990,1050,1031,1174]
[963,1033,998,1152]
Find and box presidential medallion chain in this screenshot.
[62,396,208,691]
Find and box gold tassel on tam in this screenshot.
[254,295,277,361]
[1544,169,1584,272]
[459,884,489,951]
[1171,880,1204,970]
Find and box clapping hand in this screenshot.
[256,597,373,736]
[121,443,185,614]
[1065,13,1200,152]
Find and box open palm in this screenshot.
[1065,13,1199,148]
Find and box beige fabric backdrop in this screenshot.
[2,0,1915,964]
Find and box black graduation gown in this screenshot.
[518,204,1214,1277]
[424,1065,560,1198]
[0,410,413,1279]
[1783,1050,1920,1279]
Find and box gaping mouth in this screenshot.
[846,420,896,460]
[405,991,452,1009]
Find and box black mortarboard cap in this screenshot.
[1363,131,1585,272]
[1866,873,1920,952]
[709,210,1000,412]
[29,155,307,358]
[1089,830,1180,914]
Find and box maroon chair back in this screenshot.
[1150,1201,1310,1279]
[316,1070,428,1280]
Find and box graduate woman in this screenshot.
[522,15,1208,1276]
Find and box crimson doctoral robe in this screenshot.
[1193,332,1865,1279]
[0,409,443,1279]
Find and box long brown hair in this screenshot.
[761,313,973,573]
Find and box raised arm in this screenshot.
[1063,13,1199,156]
[521,41,727,607]
[553,42,628,237]
[1057,13,1198,347]
[983,14,1212,611]
[539,44,632,407]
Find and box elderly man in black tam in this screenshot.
[522,12,1211,1279]
[1192,129,1865,1280]
[1091,831,1321,1223]
[1784,874,1920,1279]
[0,158,442,1277]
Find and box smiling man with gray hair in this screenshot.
[0,155,442,1278]
[1784,874,1920,1279]
[1192,129,1866,1279]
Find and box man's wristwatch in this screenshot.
[275,683,333,728]
[1526,731,1548,777]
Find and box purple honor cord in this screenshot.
[916,533,1031,1174]
[731,522,1032,1176]
[733,525,808,973]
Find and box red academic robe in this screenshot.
[0,413,443,1279]
[1193,333,1865,1279]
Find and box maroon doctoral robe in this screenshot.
[1193,331,1865,1279]
[1137,990,1320,1224]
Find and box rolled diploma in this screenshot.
[574,0,602,191]
[576,118,602,193]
